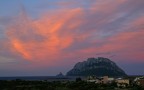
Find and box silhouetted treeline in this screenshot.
[0,79,143,90]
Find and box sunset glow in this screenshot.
[0,0,144,76]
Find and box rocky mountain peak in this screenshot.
[67,57,127,77]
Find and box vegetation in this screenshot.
[0,79,143,90]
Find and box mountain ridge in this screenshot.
[66,57,127,77]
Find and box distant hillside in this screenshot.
[66,57,127,77]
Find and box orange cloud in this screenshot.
[6,8,85,63]
[1,0,144,76]
[12,39,32,59]
[5,0,144,65]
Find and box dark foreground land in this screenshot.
[0,80,143,90]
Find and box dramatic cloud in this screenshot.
[0,0,144,75]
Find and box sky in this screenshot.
[0,0,144,76]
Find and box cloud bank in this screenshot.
[0,0,144,75]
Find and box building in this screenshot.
[137,79,144,87]
[87,76,101,83]
[108,77,114,83]
[101,76,108,84]
[87,76,114,84]
[116,79,129,88]
[134,76,144,87]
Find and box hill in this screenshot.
[66,57,127,77]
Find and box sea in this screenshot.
[0,75,142,81]
[0,76,86,81]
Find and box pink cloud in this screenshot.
[0,0,143,75]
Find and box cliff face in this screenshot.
[66,57,127,77]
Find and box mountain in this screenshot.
[66,57,127,77]
[56,72,64,77]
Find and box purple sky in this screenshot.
[0,0,144,76]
